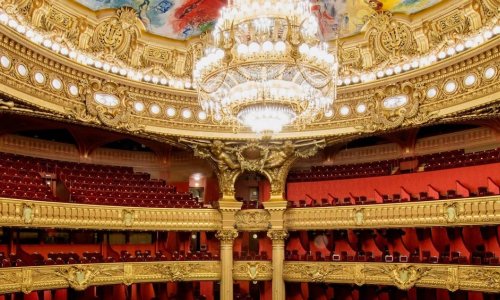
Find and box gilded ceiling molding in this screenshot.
[285,196,500,230]
[66,78,145,132]
[283,262,500,293]
[0,261,221,294]
[180,139,325,200]
[0,198,221,231]
[0,2,497,139]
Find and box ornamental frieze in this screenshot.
[283,262,500,293]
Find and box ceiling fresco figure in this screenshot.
[76,0,442,39]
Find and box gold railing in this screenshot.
[283,261,500,292]
[0,198,221,231]
[233,261,273,281]
[0,261,221,294]
[284,196,500,230]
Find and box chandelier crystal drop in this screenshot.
[193,0,338,135]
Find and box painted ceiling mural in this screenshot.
[75,0,442,40]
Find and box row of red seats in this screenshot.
[75,195,202,208]
[288,148,500,182]
[284,249,499,265]
[0,152,134,174]
[0,151,201,209]
[233,251,269,260]
[289,185,497,208]
[0,249,219,267]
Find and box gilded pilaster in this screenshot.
[215,229,238,300]
[264,200,289,300]
[267,229,289,300]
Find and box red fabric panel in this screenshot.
[301,282,309,300]
[130,284,138,300]
[401,229,420,254]
[233,234,242,253]
[374,190,383,202]
[286,236,306,256]
[462,227,485,253]
[407,288,418,300]
[139,283,155,300]
[43,291,52,300]
[347,230,358,251]
[449,230,471,257]
[392,237,410,256]
[431,228,449,253]
[334,239,355,255]
[165,232,179,253]
[112,285,126,300]
[485,226,500,254]
[204,177,220,203]
[299,232,310,251]
[309,283,328,300]
[287,163,500,201]
[260,281,272,300]
[236,281,250,294]
[23,292,39,300]
[167,282,177,298]
[200,282,214,300]
[401,187,411,201]
[468,291,484,300]
[361,237,383,257]
[258,236,272,257]
[456,181,470,197]
[488,177,499,194]
[285,283,304,300]
[170,181,189,193]
[259,180,271,202]
[54,289,67,300]
[427,185,440,199]
[420,233,439,257]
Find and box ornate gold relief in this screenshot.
[89,8,141,63]
[424,10,469,47]
[0,198,221,231]
[285,196,500,230]
[283,262,500,292]
[235,209,271,231]
[444,202,459,223]
[267,230,288,242]
[22,202,34,224]
[357,82,436,132]
[56,265,106,291]
[180,139,325,199]
[215,229,239,243]
[67,79,144,132]
[376,265,431,290]
[365,12,418,66]
[0,261,221,294]
[150,263,194,282]
[233,261,273,281]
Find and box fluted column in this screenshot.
[216,229,238,300]
[267,229,288,300]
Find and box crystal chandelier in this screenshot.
[193,0,338,135]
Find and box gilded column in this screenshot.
[216,229,238,300]
[267,229,288,300]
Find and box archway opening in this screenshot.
[234,171,270,208]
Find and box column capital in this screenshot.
[267,229,289,242]
[216,229,239,243]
